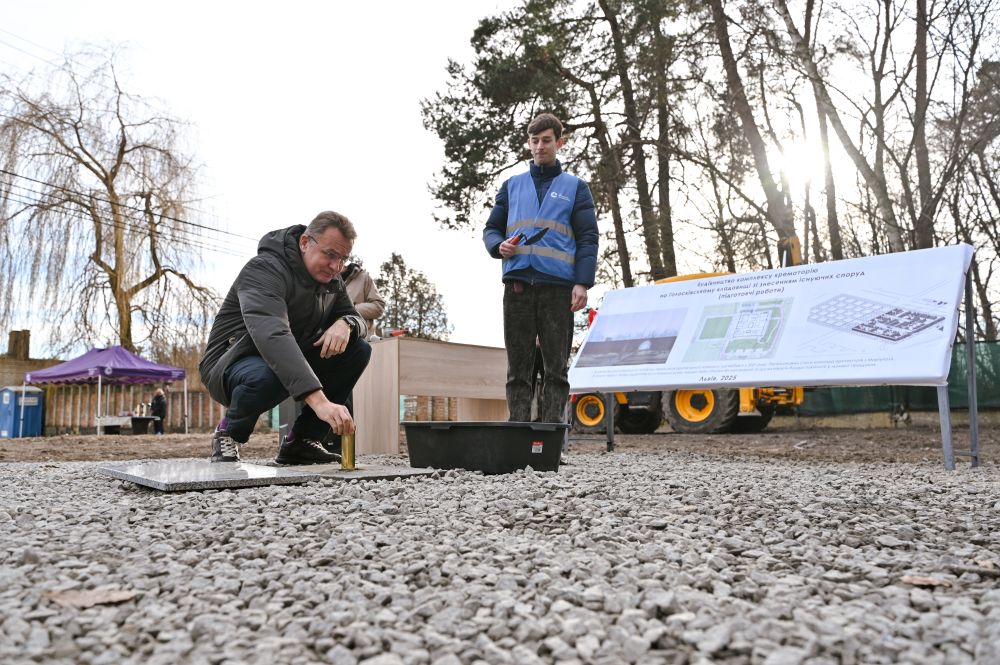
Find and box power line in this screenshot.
[0,27,136,88]
[0,55,37,76]
[0,28,64,60]
[0,167,257,243]
[0,36,63,71]
[0,33,261,259]
[2,185,253,259]
[0,30,106,87]
[2,193,252,261]
[1,177,253,253]
[0,95,239,227]
[2,190,253,260]
[0,163,255,242]
[0,28,274,236]
[0,113,233,225]
[0,32,258,231]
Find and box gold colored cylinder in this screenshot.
[341,432,356,470]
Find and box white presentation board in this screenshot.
[569,244,974,393]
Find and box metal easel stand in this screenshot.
[604,392,615,452]
[937,271,981,471]
[566,392,616,452]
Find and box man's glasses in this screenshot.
[307,235,348,264]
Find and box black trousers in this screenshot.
[503,282,574,423]
[222,338,371,443]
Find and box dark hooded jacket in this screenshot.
[199,225,367,405]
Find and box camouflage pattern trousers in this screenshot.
[502,282,574,423]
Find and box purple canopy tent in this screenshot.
[24,346,188,435]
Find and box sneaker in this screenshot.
[322,432,342,456]
[275,437,340,465]
[211,429,240,463]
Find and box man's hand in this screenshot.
[304,390,355,435]
[313,319,352,358]
[498,238,518,258]
[570,284,588,312]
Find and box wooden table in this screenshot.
[129,416,158,434]
[96,415,130,435]
[353,337,508,454]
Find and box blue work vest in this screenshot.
[503,171,578,282]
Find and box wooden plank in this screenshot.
[455,398,508,421]
[354,337,510,455]
[354,338,400,455]
[397,338,506,399]
[73,386,81,434]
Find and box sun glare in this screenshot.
[771,140,829,196]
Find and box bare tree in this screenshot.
[678,101,773,273]
[422,0,692,286]
[546,53,635,287]
[913,0,934,248]
[421,0,999,331]
[772,0,907,252]
[375,252,452,340]
[0,48,217,354]
[708,0,797,243]
[599,0,673,279]
[801,0,844,260]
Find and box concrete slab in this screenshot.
[98,460,318,491]
[269,462,437,481]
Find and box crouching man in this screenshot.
[199,211,371,464]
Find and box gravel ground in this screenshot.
[2,442,999,664]
[2,420,994,465]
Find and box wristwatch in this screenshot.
[342,317,359,338]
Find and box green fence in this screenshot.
[797,341,1000,416]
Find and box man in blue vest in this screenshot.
[483,113,599,423]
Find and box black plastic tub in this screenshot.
[403,421,568,474]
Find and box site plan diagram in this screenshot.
[807,294,945,342]
[682,298,793,362]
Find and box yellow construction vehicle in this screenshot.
[571,237,806,435]
[572,385,805,434]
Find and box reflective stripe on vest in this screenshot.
[503,171,578,281]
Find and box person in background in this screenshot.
[320,258,386,455]
[340,259,385,341]
[151,388,167,435]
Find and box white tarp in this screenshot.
[570,244,974,393]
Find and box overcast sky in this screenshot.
[3,0,530,349]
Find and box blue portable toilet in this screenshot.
[0,386,44,438]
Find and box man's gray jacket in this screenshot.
[199,225,367,406]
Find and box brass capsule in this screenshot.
[341,432,356,470]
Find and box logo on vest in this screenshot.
[550,191,571,202]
